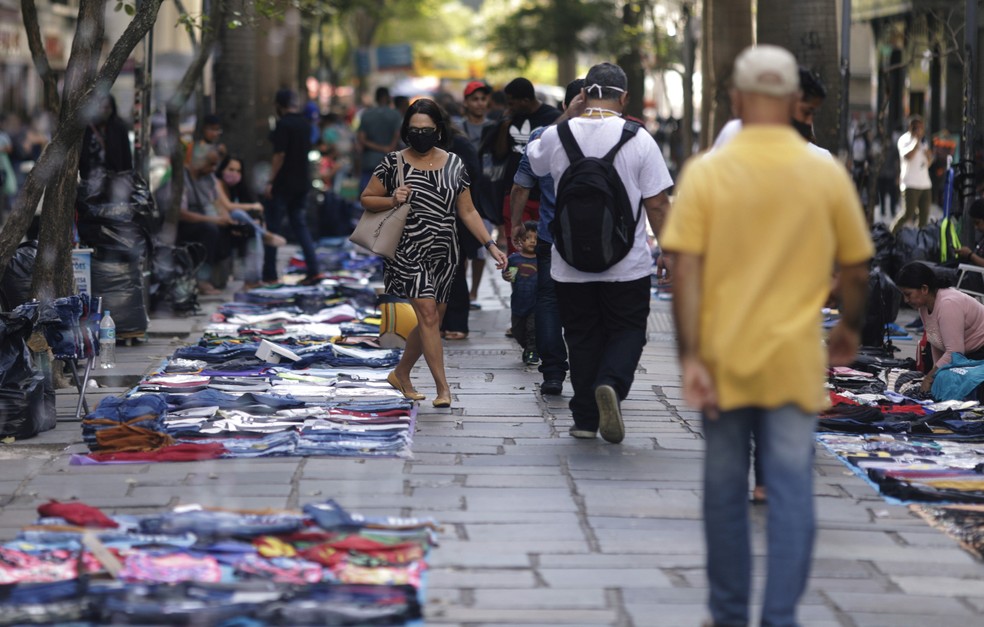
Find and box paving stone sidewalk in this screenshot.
[1,265,982,626]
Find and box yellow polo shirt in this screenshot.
[661,126,874,413]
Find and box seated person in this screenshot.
[161,145,235,295]
[956,198,984,271]
[896,261,984,393]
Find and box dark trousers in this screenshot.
[535,241,567,382]
[178,221,232,266]
[263,188,319,282]
[556,276,650,430]
[442,252,470,334]
[511,313,535,351]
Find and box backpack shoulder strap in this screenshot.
[557,121,585,164]
[602,120,641,162]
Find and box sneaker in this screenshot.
[541,380,563,395]
[523,350,540,365]
[469,301,482,310]
[568,425,597,439]
[595,384,624,444]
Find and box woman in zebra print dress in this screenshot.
[361,99,507,408]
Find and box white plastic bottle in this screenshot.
[99,310,116,369]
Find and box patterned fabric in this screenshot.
[372,152,470,303]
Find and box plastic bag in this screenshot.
[861,267,902,347]
[149,242,204,314]
[91,259,148,336]
[77,171,158,262]
[0,306,54,439]
[0,241,38,310]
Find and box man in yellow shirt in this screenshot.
[661,45,873,627]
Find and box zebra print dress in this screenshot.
[372,151,470,303]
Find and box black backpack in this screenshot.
[551,119,643,272]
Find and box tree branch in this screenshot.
[20,0,59,114]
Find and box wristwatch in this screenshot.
[483,239,496,250]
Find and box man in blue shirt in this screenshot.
[508,79,584,396]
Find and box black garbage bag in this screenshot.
[318,191,356,237]
[91,258,148,336]
[0,241,38,310]
[0,306,54,439]
[870,223,896,276]
[861,267,903,347]
[149,242,204,314]
[77,171,158,262]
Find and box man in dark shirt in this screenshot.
[357,87,403,193]
[263,89,320,284]
[490,77,559,252]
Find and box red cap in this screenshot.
[464,81,491,98]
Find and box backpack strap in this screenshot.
[557,120,584,164]
[603,120,642,162]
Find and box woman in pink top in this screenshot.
[897,262,984,392]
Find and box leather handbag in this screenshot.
[349,152,411,259]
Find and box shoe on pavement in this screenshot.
[522,349,540,366]
[905,318,924,329]
[541,380,563,395]
[568,425,597,439]
[595,384,624,444]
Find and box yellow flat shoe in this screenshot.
[432,396,451,408]
[387,371,425,401]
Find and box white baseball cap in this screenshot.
[732,45,800,97]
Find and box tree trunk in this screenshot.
[164,0,223,246]
[756,0,791,50]
[787,0,841,152]
[700,0,752,148]
[617,1,645,121]
[682,2,696,161]
[214,0,258,170]
[2,0,164,299]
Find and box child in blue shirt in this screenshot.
[503,221,539,365]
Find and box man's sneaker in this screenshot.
[541,380,563,395]
[568,425,597,439]
[523,350,540,365]
[595,385,625,444]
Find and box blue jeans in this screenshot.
[535,240,567,382]
[263,188,319,281]
[702,405,817,627]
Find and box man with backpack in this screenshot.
[526,62,672,443]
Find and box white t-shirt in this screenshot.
[527,116,672,283]
[897,131,932,190]
[712,119,831,158]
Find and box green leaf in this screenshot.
[124,4,135,16]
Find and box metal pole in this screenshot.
[839,0,852,162]
[961,0,977,236]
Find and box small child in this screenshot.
[503,221,539,365]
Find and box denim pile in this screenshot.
[0,498,435,625]
[817,364,984,506]
[75,266,418,464]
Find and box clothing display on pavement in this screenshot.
[0,498,434,625]
[73,259,418,464]
[818,360,984,506]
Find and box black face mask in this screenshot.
[407,129,440,154]
[792,119,814,143]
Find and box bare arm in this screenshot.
[671,251,718,417]
[827,261,868,366]
[263,152,285,198]
[509,183,532,245]
[457,187,507,269]
[643,191,670,240]
[213,178,262,213]
[359,167,411,213]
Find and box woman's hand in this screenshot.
[488,244,508,270]
[921,370,935,393]
[393,184,412,206]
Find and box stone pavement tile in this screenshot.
[409,464,564,476]
[459,454,563,467]
[407,474,461,488]
[966,597,984,612]
[464,474,568,488]
[461,522,587,542]
[425,511,578,525]
[806,576,895,593]
[808,557,878,579]
[463,490,578,513]
[581,489,700,518]
[17,480,132,501]
[429,608,618,624]
[594,527,704,555]
[409,453,459,465]
[539,553,702,570]
[427,568,537,589]
[457,423,555,437]
[302,458,406,475]
[816,528,901,548]
[814,541,978,564]
[180,471,297,486]
[412,442,503,455]
[472,588,608,608]
[16,493,176,508]
[428,541,534,568]
[830,588,981,613]
[298,478,406,497]
[889,576,984,597]
[850,613,979,627]
[625,603,710,627]
[539,567,674,588]
[894,529,974,548]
